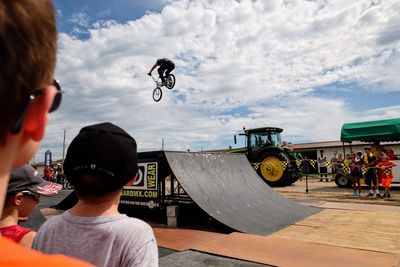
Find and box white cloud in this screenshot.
[36,0,400,161]
[68,11,90,27]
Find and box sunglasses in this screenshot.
[21,190,40,201]
[10,79,62,134]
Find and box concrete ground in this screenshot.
[22,180,400,267]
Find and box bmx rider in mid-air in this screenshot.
[148,58,175,84]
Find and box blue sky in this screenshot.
[35,0,400,161]
[54,0,165,39]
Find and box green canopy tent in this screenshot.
[335,118,400,187]
[341,118,400,143]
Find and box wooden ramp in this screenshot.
[165,152,319,235]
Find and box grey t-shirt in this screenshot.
[32,211,158,267]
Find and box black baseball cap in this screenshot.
[8,164,57,196]
[63,122,138,195]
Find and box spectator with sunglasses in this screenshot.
[0,164,59,247]
[0,1,92,266]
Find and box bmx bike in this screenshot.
[150,74,176,102]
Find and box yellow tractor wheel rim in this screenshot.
[260,156,284,182]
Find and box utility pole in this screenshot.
[161,139,164,151]
[62,129,66,162]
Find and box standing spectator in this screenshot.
[372,141,385,182]
[0,164,57,247]
[371,141,385,162]
[376,155,397,198]
[282,141,290,149]
[318,150,328,182]
[350,153,362,197]
[385,149,398,160]
[363,147,380,197]
[43,165,53,181]
[54,163,64,184]
[337,153,344,165]
[0,1,91,265]
[330,151,338,181]
[33,123,158,267]
[342,154,352,174]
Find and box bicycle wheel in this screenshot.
[152,87,162,102]
[166,74,176,89]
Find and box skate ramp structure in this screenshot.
[165,152,320,236]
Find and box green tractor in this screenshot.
[233,127,301,187]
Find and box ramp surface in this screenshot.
[164,152,319,235]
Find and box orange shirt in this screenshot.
[0,236,93,267]
[376,161,396,179]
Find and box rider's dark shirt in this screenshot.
[156,58,173,66]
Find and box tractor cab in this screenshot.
[239,127,284,162]
[247,127,282,149]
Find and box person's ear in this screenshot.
[13,192,24,206]
[22,85,57,141]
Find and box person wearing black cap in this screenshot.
[33,122,158,267]
[0,164,59,247]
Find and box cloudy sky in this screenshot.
[36,0,400,162]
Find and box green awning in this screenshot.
[341,118,400,142]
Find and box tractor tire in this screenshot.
[334,172,352,188]
[256,152,294,187]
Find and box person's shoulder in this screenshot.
[118,216,155,238]
[0,237,93,267]
[122,216,153,230]
[36,213,65,233]
[19,230,36,247]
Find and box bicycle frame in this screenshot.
[150,75,164,88]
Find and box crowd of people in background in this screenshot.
[43,163,64,184]
[318,143,398,198]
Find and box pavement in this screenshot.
[21,181,400,267]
